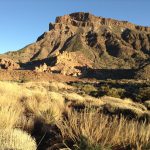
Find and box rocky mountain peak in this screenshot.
[56,12,92,23]
[50,12,150,32]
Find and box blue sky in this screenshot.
[0,0,150,53]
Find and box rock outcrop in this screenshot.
[50,51,92,76]
[0,58,20,70]
[55,12,150,32]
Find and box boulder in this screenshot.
[0,58,20,70]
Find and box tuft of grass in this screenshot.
[0,104,23,129]
[57,111,150,150]
[144,101,150,110]
[82,84,98,95]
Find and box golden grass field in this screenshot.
[0,81,150,150]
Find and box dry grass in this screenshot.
[0,81,65,130]
[0,129,37,150]
[0,81,149,149]
[57,110,150,150]
[144,100,150,110]
[0,104,23,129]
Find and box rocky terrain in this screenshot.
[0,58,20,70]
[0,13,150,150]
[0,12,149,79]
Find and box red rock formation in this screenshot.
[2,12,150,80]
[50,51,92,76]
[54,12,150,32]
[0,58,20,70]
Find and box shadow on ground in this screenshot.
[77,66,136,80]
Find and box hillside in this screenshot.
[2,13,150,68]
[0,12,150,79]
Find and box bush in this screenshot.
[0,105,23,129]
[144,101,150,110]
[0,129,37,150]
[136,87,150,102]
[82,84,97,95]
[98,85,125,98]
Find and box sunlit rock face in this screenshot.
[2,12,150,79]
[0,58,20,70]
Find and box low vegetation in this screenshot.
[0,129,37,150]
[70,80,150,102]
[0,81,149,149]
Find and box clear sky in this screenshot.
[0,0,150,53]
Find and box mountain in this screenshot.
[1,12,150,79]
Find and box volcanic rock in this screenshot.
[50,51,92,76]
[1,12,150,79]
[0,58,20,70]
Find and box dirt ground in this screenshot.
[0,69,86,82]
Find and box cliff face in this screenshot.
[3,12,150,72]
[54,12,150,32]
